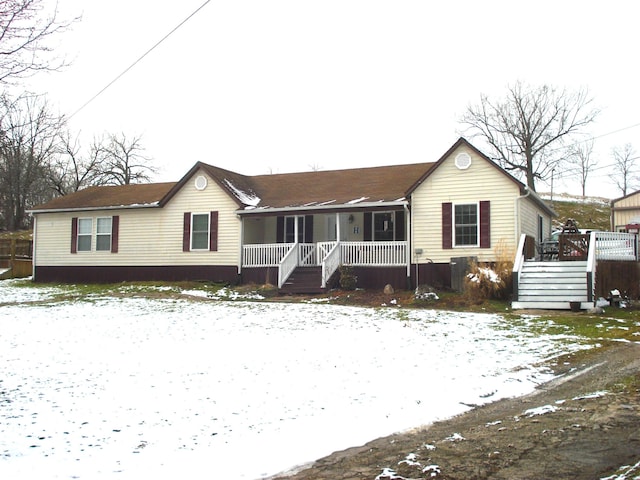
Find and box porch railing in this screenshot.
[243,243,294,267]
[242,240,409,288]
[341,241,407,266]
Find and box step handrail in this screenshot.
[512,234,527,301]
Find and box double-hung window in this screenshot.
[191,213,210,250]
[454,203,478,246]
[96,217,113,251]
[77,218,93,252]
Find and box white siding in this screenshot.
[411,145,522,263]
[34,171,241,267]
[518,196,553,242]
[612,191,640,230]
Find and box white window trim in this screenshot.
[453,202,479,248]
[96,217,113,251]
[77,217,93,252]
[190,212,211,251]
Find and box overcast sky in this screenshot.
[25,0,640,199]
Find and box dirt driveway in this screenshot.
[269,342,640,480]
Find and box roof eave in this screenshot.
[28,203,161,215]
[237,200,409,215]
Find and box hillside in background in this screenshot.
[542,193,611,232]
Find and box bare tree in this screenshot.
[0,93,65,230]
[609,143,638,197]
[0,0,78,84]
[460,81,600,192]
[567,140,598,197]
[94,132,157,185]
[47,131,103,195]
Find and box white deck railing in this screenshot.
[595,232,638,261]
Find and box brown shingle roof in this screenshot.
[245,162,435,209]
[30,182,176,212]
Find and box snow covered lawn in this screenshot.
[0,280,588,479]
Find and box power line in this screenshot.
[69,0,212,119]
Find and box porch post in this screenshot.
[238,215,244,274]
[294,216,299,244]
[335,212,341,242]
[405,204,411,284]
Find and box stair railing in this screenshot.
[321,242,341,288]
[278,243,299,288]
[512,234,528,301]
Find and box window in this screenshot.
[191,213,210,250]
[96,217,112,251]
[454,203,478,246]
[373,212,394,241]
[77,218,92,252]
[283,215,313,243]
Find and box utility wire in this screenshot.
[69,0,212,119]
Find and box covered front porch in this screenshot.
[238,208,410,291]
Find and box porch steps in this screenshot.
[512,260,591,310]
[279,267,326,295]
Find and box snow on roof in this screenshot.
[223,178,261,206]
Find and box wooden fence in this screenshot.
[0,238,33,278]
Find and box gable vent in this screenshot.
[455,152,472,170]
[194,175,208,190]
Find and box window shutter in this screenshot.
[183,212,191,252]
[364,212,372,241]
[480,200,490,248]
[276,216,284,243]
[394,210,405,241]
[71,217,78,254]
[304,215,313,243]
[209,211,218,251]
[442,203,452,249]
[111,216,119,253]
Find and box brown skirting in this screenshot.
[34,263,454,290]
[34,265,240,284]
[240,263,452,291]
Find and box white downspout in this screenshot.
[515,187,531,246]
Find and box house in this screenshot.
[611,190,640,233]
[28,138,556,292]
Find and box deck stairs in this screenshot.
[279,266,326,295]
[512,260,592,310]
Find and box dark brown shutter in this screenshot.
[276,216,284,243]
[183,212,191,252]
[71,217,78,254]
[480,200,490,248]
[304,215,313,243]
[442,203,452,249]
[394,210,405,241]
[209,211,218,251]
[111,216,119,253]
[363,212,372,241]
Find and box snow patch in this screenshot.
[223,178,261,206]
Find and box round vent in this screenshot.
[194,175,208,190]
[455,152,472,170]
